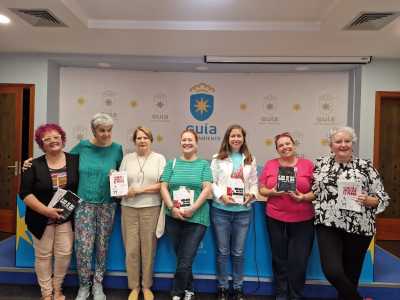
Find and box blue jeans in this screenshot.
[267,216,314,300]
[211,206,251,290]
[166,215,206,298]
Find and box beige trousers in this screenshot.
[32,221,73,297]
[121,205,160,289]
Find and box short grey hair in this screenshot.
[90,113,114,133]
[328,126,357,143]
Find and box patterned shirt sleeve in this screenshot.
[364,160,390,214]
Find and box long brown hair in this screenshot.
[216,124,253,164]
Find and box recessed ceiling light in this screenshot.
[0,14,11,24]
[195,65,208,71]
[97,62,111,68]
[295,66,310,71]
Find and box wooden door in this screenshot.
[0,84,34,233]
[374,91,400,240]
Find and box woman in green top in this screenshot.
[71,113,123,300]
[160,129,213,300]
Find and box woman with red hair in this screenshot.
[259,132,315,300]
[20,123,79,300]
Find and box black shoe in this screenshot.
[217,287,228,300]
[233,289,245,300]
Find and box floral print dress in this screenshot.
[312,155,390,236]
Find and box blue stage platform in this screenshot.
[1,236,399,299]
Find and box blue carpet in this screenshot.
[374,246,400,283]
[1,235,399,299]
[0,236,15,267]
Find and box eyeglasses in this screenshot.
[42,135,62,143]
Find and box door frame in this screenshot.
[374,91,400,240]
[0,83,35,233]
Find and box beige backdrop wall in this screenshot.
[60,67,349,163]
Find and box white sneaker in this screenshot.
[75,285,90,300]
[92,282,106,300]
[172,296,181,300]
[184,290,195,300]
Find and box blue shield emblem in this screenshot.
[190,93,214,121]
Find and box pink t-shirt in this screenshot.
[259,158,314,222]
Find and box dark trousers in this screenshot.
[267,217,314,300]
[166,215,206,298]
[316,224,372,300]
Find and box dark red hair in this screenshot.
[274,132,295,149]
[35,123,66,150]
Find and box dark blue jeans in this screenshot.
[211,206,251,290]
[166,215,207,298]
[266,216,314,300]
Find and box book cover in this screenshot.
[109,171,128,197]
[277,166,296,192]
[48,188,81,223]
[337,180,362,212]
[227,177,245,204]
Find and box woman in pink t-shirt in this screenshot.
[259,132,315,300]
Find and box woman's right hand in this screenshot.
[44,207,64,220]
[22,157,33,171]
[171,206,186,220]
[220,194,235,205]
[269,187,287,197]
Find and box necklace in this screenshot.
[136,152,151,185]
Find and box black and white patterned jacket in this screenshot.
[312,155,390,236]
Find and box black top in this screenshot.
[20,153,79,239]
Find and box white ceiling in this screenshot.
[0,0,399,71]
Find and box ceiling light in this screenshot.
[97,62,111,68]
[0,14,10,24]
[204,56,372,64]
[195,65,208,71]
[295,66,310,71]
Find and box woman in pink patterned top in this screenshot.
[259,132,315,300]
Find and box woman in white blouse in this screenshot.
[119,126,166,300]
[210,124,258,300]
[312,126,389,300]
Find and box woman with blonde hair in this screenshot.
[160,129,213,300]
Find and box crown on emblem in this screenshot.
[190,82,215,93]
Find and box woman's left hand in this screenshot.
[356,193,379,208]
[243,193,254,205]
[288,190,305,202]
[181,206,195,218]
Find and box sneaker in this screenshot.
[128,288,140,300]
[143,288,154,300]
[233,289,245,300]
[92,282,106,300]
[217,287,228,300]
[75,285,90,300]
[184,290,195,300]
[172,296,181,300]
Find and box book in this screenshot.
[337,180,362,212]
[227,177,245,204]
[172,186,194,210]
[48,188,81,223]
[109,171,128,197]
[277,166,296,192]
